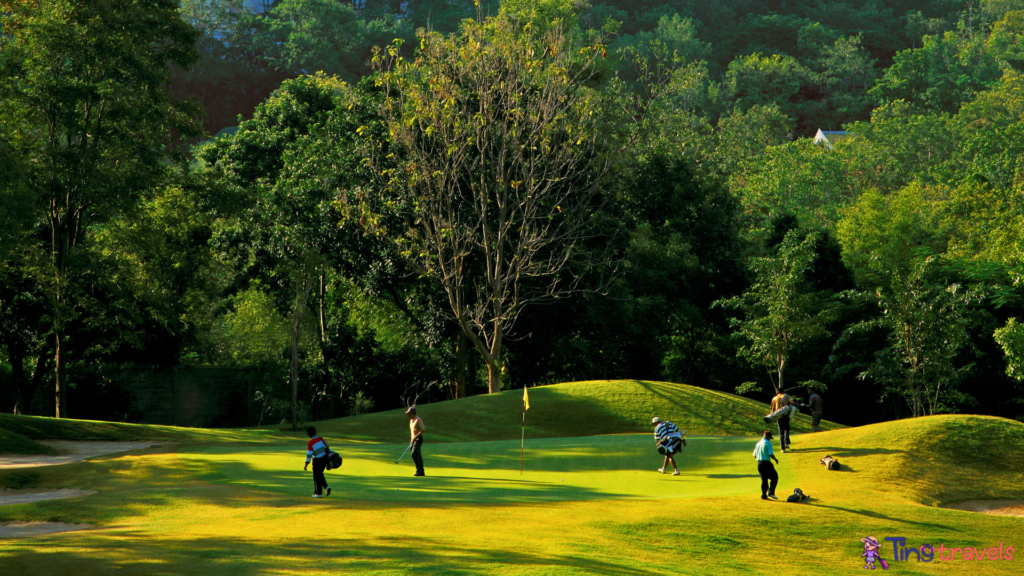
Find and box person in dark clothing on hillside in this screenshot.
[809,391,824,432]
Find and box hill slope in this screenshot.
[791,414,1024,506]
[0,414,280,455]
[310,380,842,443]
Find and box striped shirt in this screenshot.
[654,421,682,443]
[306,435,328,463]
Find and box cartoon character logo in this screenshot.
[861,536,889,570]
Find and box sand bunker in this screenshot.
[0,521,89,537]
[945,500,1024,517]
[0,440,156,469]
[0,488,97,506]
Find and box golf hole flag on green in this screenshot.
[521,385,529,474]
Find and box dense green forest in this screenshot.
[1,0,1023,427]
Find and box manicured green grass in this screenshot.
[304,380,842,444]
[1,383,1021,575]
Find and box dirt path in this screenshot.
[0,440,156,469]
[0,522,90,538]
[945,499,1024,517]
[1,440,156,515]
[0,488,97,506]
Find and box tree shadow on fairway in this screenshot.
[193,458,633,504]
[0,530,655,576]
[794,446,908,457]
[811,504,965,532]
[358,434,753,474]
[705,474,760,479]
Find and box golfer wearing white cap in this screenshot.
[652,417,686,475]
[406,406,426,477]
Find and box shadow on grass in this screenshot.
[190,458,635,505]
[0,532,653,576]
[812,504,964,532]
[794,446,908,457]
[706,474,760,479]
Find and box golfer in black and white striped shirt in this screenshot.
[652,417,686,475]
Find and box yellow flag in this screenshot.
[523,386,530,411]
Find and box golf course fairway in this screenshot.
[1,381,1021,575]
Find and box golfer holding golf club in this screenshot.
[406,406,426,477]
[652,417,685,475]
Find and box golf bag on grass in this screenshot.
[787,488,810,502]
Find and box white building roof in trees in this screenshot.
[813,129,850,149]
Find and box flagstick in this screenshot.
[521,405,525,475]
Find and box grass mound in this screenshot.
[0,428,58,455]
[310,380,842,443]
[0,414,278,451]
[792,414,1024,506]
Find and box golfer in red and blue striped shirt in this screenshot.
[303,426,331,498]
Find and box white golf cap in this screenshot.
[405,405,416,414]
[652,417,660,424]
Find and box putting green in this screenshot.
[180,435,765,503]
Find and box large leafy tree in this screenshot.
[0,0,200,417]
[850,258,983,417]
[716,230,835,394]
[363,7,615,394]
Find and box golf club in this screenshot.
[394,442,412,464]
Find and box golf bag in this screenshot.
[786,488,809,502]
[326,450,343,470]
[820,455,840,470]
[657,436,683,455]
[763,404,798,425]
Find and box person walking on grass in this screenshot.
[769,391,795,452]
[652,417,686,475]
[406,406,426,477]
[303,426,331,498]
[808,390,824,432]
[754,430,780,500]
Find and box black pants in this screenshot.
[757,460,778,497]
[777,416,791,450]
[312,455,329,495]
[411,436,424,475]
[811,411,823,430]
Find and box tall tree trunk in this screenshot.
[455,328,468,399]
[290,275,315,430]
[55,329,66,418]
[486,358,501,394]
